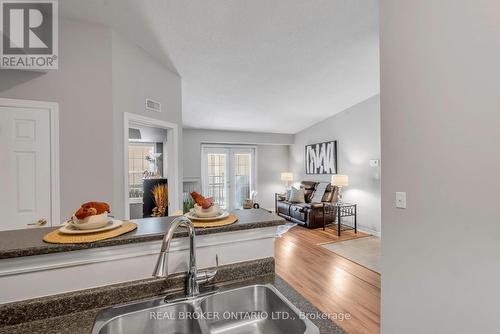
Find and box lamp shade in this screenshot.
[331,174,349,187]
[281,172,293,182]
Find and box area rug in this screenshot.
[322,236,381,273]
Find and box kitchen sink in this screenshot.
[95,301,203,334]
[91,284,319,334]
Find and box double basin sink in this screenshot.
[91,284,319,334]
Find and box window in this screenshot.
[201,145,256,210]
[128,142,155,199]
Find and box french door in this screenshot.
[201,145,256,210]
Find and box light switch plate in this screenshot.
[395,192,407,209]
[369,159,380,167]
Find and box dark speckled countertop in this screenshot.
[0,209,285,259]
[0,258,346,334]
[0,275,345,334]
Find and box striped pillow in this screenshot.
[310,182,329,203]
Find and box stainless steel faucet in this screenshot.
[153,216,218,298]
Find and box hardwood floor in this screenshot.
[275,226,380,334]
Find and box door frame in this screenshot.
[0,98,60,226]
[201,144,258,210]
[123,112,180,219]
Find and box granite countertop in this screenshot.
[0,209,285,259]
[0,275,345,334]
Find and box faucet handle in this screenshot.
[196,254,219,284]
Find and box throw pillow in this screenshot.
[311,182,329,203]
[288,187,305,203]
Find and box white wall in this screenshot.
[129,125,168,143]
[380,1,500,333]
[111,32,182,217]
[290,95,381,234]
[182,129,291,210]
[0,18,114,221]
[0,19,182,221]
[256,145,290,210]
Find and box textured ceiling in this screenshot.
[62,0,379,134]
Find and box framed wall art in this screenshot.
[305,141,337,174]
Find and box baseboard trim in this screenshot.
[357,226,381,237]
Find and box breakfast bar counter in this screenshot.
[0,209,285,259]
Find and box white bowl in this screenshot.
[69,212,110,230]
[193,204,220,218]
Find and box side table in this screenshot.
[323,202,357,236]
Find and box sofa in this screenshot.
[275,181,339,229]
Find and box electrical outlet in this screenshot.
[395,192,407,209]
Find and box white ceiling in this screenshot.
[61,0,379,134]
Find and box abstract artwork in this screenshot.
[305,141,337,174]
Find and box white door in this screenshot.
[231,148,255,210]
[202,146,256,210]
[201,147,230,209]
[0,107,51,230]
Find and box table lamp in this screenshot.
[331,174,349,203]
[281,172,293,190]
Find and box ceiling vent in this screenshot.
[146,99,161,113]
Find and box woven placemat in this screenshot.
[191,214,238,228]
[43,221,137,244]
